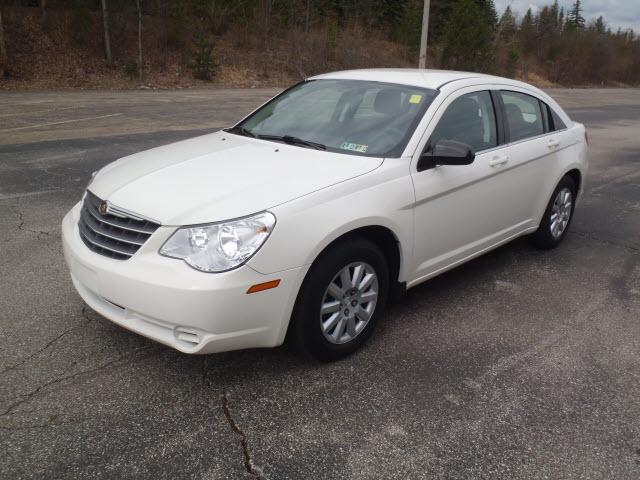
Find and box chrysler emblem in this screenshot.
[99,201,109,215]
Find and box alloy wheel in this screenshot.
[550,187,573,239]
[319,262,379,344]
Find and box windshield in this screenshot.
[231,79,438,157]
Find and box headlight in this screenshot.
[159,211,276,272]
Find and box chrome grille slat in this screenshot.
[84,194,157,234]
[78,192,160,260]
[80,208,146,246]
[79,222,137,257]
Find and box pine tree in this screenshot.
[538,6,556,42]
[519,8,536,53]
[593,16,606,34]
[476,0,498,29]
[498,6,517,39]
[567,0,585,30]
[497,6,519,77]
[442,0,495,71]
[550,0,559,28]
[394,0,422,56]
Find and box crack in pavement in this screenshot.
[0,345,154,418]
[221,390,266,480]
[0,306,93,375]
[17,211,56,239]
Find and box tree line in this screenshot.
[0,0,638,86]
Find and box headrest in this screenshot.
[505,103,523,120]
[446,97,480,121]
[374,89,403,115]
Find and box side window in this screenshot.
[428,91,497,153]
[500,91,544,142]
[549,107,567,131]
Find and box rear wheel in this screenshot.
[530,175,576,249]
[289,238,389,361]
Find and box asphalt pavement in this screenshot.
[1,87,639,479]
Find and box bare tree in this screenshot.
[100,0,112,64]
[137,0,143,83]
[0,8,7,77]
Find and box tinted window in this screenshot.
[428,91,497,153]
[236,79,437,157]
[500,91,544,142]
[550,107,567,130]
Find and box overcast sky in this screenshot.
[493,0,640,33]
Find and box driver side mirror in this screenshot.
[417,139,476,172]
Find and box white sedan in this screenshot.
[62,69,588,360]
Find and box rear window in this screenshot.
[500,91,545,142]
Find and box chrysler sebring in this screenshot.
[62,69,588,360]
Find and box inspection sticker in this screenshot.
[409,94,423,104]
[340,142,368,153]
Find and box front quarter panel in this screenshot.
[247,158,414,281]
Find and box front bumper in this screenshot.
[62,202,306,354]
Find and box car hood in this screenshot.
[89,131,383,225]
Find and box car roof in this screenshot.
[310,68,505,90]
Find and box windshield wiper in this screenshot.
[257,134,326,150]
[225,125,256,138]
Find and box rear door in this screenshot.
[497,89,564,226]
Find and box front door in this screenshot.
[409,88,518,284]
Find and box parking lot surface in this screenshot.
[1,88,639,479]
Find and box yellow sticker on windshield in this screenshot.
[340,142,368,153]
[409,94,423,104]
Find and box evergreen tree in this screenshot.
[442,0,494,71]
[538,6,557,42]
[497,6,519,77]
[550,0,560,28]
[498,6,517,39]
[476,0,498,29]
[567,0,585,30]
[593,16,606,34]
[519,8,537,53]
[394,0,422,55]
[428,0,457,43]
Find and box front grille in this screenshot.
[78,191,160,260]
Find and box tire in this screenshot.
[530,175,577,249]
[289,237,389,361]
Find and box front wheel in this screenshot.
[289,238,389,361]
[530,175,577,249]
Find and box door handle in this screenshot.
[547,138,561,148]
[489,155,509,167]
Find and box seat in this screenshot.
[504,103,531,141]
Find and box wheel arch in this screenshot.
[309,225,403,287]
[565,168,582,193]
[534,166,584,227]
[289,223,406,318]
[284,224,404,347]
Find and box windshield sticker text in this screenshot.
[340,142,368,153]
